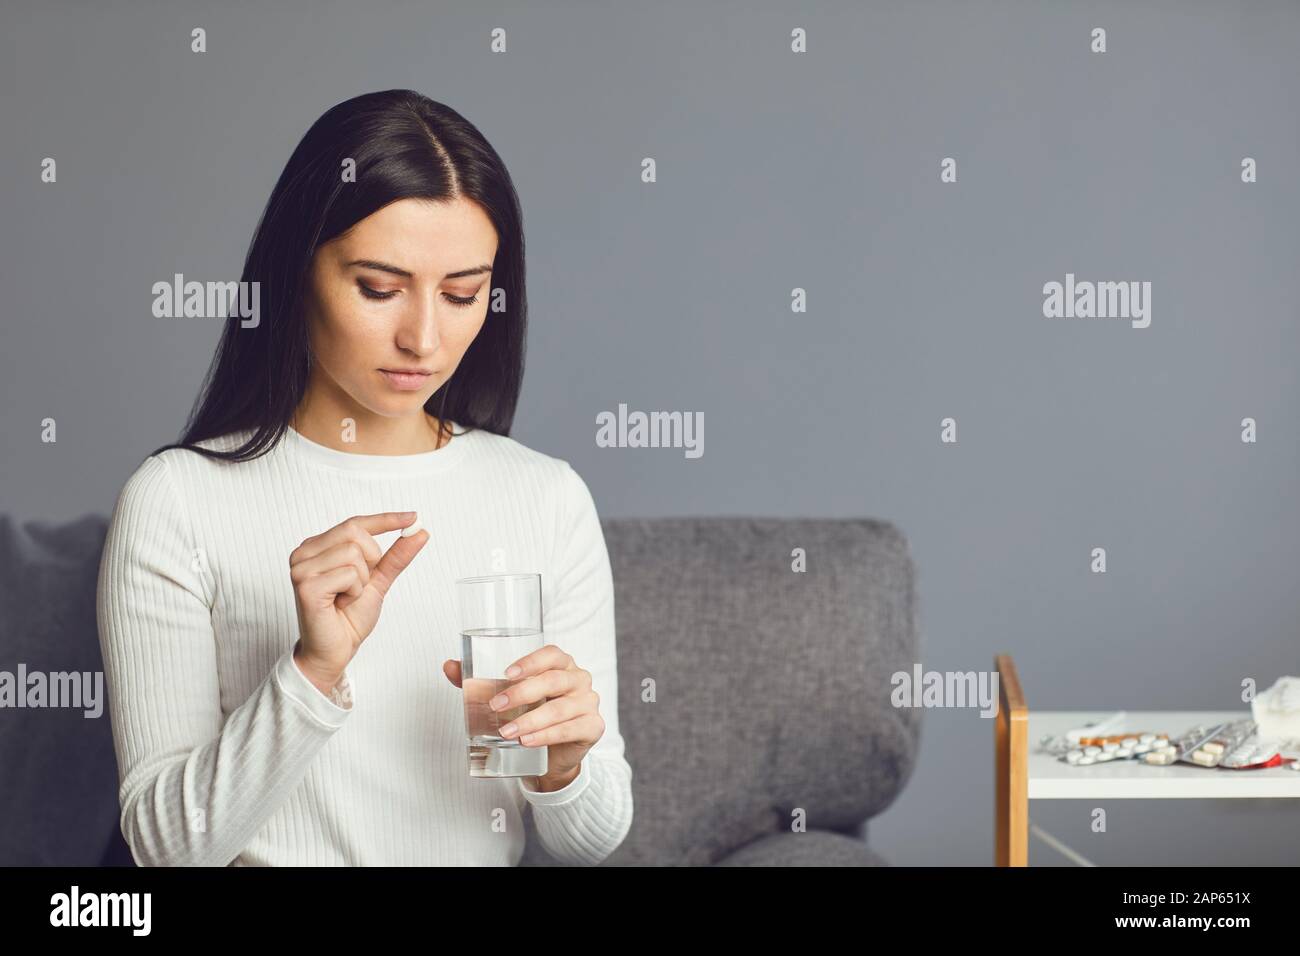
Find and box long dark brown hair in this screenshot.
[150,89,527,462]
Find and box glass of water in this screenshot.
[456,572,549,778]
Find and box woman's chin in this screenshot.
[370,397,429,417]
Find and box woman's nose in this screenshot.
[397,288,441,354]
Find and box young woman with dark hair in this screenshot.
[96,90,632,866]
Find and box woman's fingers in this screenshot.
[298,564,363,612]
[339,528,429,631]
[499,691,594,739]
[503,644,574,680]
[291,514,425,623]
[491,668,580,712]
[290,540,371,587]
[367,528,428,598]
[515,712,605,747]
[290,513,424,678]
[292,512,417,564]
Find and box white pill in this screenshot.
[1139,734,1156,744]
[1202,741,1225,755]
[1103,742,1120,752]
[1096,752,1115,762]
[1191,750,1218,767]
[1134,742,1151,754]
[1116,747,1133,758]
[1084,746,1102,756]
[1077,756,1096,765]
[1121,737,1139,747]
[400,514,424,537]
[1144,752,1174,765]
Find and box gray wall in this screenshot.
[3,0,1297,865]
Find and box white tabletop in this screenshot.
[1028,711,1300,799]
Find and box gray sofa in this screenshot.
[0,512,921,866]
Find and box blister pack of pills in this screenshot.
[1218,735,1300,769]
[1041,718,1300,770]
[1061,733,1172,766]
[1170,719,1257,768]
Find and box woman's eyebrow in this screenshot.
[345,258,492,280]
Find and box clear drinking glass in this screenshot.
[456,572,549,778]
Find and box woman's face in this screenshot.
[302,196,499,420]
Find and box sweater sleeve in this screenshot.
[95,453,355,867]
[515,462,634,865]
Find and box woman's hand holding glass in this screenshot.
[443,644,604,790]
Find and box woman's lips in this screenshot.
[379,369,433,391]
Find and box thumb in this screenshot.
[443,659,462,688]
[342,528,429,633]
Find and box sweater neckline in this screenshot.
[281,420,473,475]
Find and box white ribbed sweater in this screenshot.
[95,422,633,866]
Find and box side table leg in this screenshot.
[995,653,1028,866]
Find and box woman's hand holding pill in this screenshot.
[290,511,427,693]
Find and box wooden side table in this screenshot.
[993,654,1300,866]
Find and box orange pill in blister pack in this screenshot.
[1064,733,1171,766]
[1077,733,1149,747]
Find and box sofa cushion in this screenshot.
[520,516,922,865]
[0,513,117,865]
[715,829,891,866]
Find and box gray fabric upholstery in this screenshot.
[0,513,117,865]
[520,516,922,865]
[0,511,920,866]
[715,830,891,866]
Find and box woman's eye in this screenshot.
[357,281,477,307]
[357,281,398,300]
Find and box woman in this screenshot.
[95,89,633,866]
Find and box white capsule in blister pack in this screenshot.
[1174,719,1257,769]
